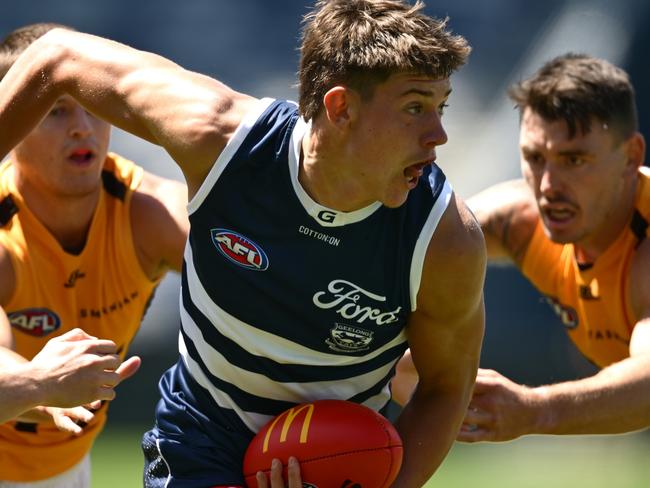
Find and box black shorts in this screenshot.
[142,361,254,487]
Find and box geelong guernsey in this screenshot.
[0,154,160,481]
[177,98,452,433]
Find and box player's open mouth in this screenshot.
[404,161,430,188]
[541,203,577,226]
[68,149,95,164]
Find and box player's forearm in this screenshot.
[0,363,48,423]
[0,40,65,159]
[532,354,650,435]
[392,388,467,487]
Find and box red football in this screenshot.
[243,399,403,488]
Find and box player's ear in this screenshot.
[322,86,359,131]
[623,131,645,175]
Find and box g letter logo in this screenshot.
[317,210,337,224]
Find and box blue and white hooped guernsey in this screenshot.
[179,98,452,434]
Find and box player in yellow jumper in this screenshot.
[394,53,650,441]
[0,23,188,487]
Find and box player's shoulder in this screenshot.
[426,192,486,277]
[468,179,538,226]
[129,169,187,235]
[468,179,539,263]
[414,192,486,321]
[129,169,188,276]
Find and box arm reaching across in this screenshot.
[0,28,258,195]
[458,237,650,441]
[0,327,141,426]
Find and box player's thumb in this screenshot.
[114,356,141,384]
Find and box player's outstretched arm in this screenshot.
[392,194,486,487]
[0,328,141,425]
[466,179,538,265]
[459,238,650,441]
[0,28,258,194]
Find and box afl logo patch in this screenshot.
[210,228,269,271]
[8,308,61,337]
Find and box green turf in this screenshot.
[91,427,650,487]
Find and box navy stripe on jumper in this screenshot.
[180,266,408,383]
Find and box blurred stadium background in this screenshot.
[2,0,649,486]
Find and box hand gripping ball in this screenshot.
[243,399,403,488]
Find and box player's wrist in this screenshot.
[10,362,47,410]
[528,385,555,434]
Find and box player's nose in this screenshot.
[421,113,448,148]
[68,107,94,138]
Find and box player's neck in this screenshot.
[299,130,375,212]
[574,183,638,264]
[16,178,100,254]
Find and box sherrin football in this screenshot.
[243,399,403,488]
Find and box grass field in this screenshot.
[91,427,650,487]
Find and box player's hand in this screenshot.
[457,368,541,442]
[255,457,302,488]
[46,404,97,435]
[29,328,142,408]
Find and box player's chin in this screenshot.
[382,188,410,208]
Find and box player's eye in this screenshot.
[49,106,67,117]
[566,155,586,167]
[524,152,544,166]
[405,103,423,115]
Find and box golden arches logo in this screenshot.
[262,404,315,453]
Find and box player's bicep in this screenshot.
[407,299,484,396]
[32,30,257,183]
[407,195,486,392]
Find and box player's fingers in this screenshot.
[464,404,491,425]
[456,423,490,443]
[96,386,117,402]
[64,406,95,424]
[99,370,123,389]
[54,328,96,342]
[85,339,119,355]
[286,457,302,488]
[256,471,269,488]
[51,411,84,435]
[90,353,121,372]
[114,356,141,384]
[469,378,493,394]
[269,458,285,488]
[84,400,102,410]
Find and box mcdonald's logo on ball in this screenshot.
[243,399,403,488]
